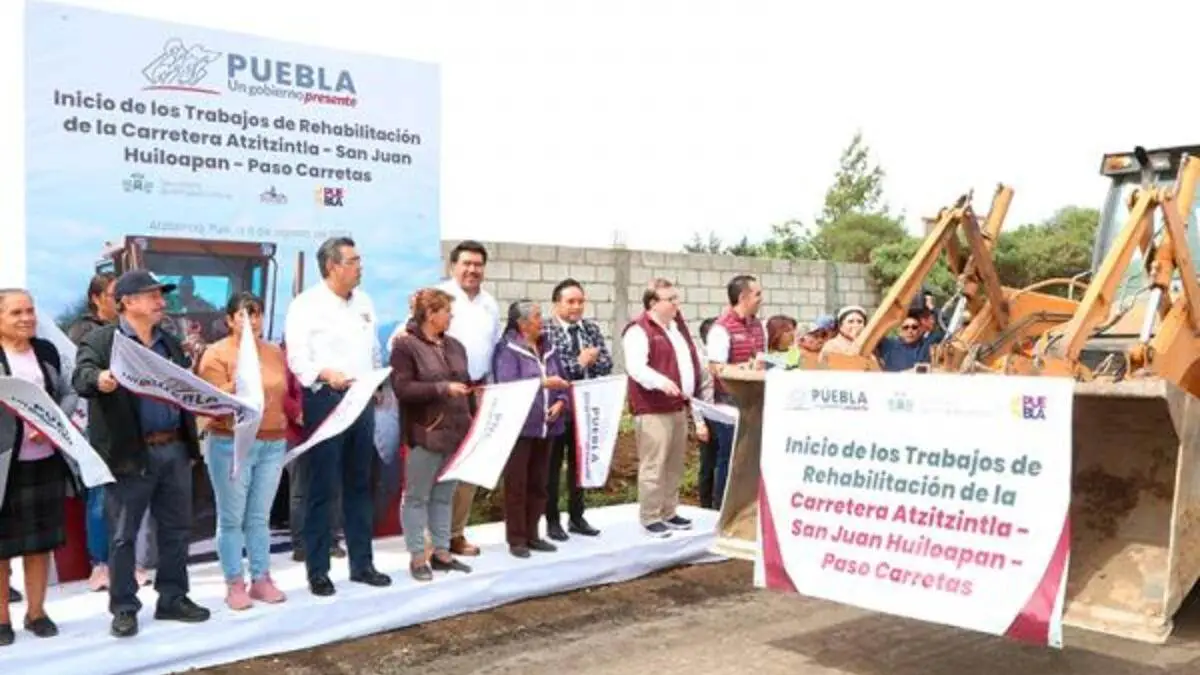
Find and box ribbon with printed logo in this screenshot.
[110,312,263,479]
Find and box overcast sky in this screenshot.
[3,0,1199,284]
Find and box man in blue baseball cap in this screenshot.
[73,267,210,638]
[113,270,177,301]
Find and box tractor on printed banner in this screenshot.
[714,145,1200,645]
[97,234,290,538]
[95,235,287,362]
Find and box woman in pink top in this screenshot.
[0,289,81,647]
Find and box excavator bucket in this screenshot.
[1064,377,1200,643]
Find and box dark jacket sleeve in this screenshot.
[591,323,614,377]
[547,351,570,407]
[72,327,110,398]
[389,339,446,404]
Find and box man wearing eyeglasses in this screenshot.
[875,299,944,372]
[621,278,713,538]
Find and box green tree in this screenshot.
[867,238,957,299]
[816,130,889,229]
[684,232,723,254]
[724,236,763,257]
[816,212,907,264]
[759,220,818,259]
[868,207,1100,298]
[681,131,901,261]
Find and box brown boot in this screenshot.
[450,536,480,556]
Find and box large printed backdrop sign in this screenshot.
[24,1,441,348]
[756,370,1074,648]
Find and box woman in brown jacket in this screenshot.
[390,289,474,581]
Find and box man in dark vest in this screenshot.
[620,278,713,537]
[703,274,765,509]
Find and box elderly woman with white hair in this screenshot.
[819,305,869,357]
[491,299,571,559]
[0,288,81,646]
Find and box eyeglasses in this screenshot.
[900,323,919,331]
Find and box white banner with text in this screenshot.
[110,328,263,479]
[756,370,1073,648]
[282,367,393,465]
[0,375,114,488]
[438,378,542,490]
[571,375,627,489]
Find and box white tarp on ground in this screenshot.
[3,504,720,675]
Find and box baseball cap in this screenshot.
[114,270,177,301]
[814,315,836,332]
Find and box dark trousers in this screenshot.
[546,419,585,525]
[106,440,192,615]
[289,451,343,553]
[698,432,718,510]
[504,437,552,547]
[302,387,375,581]
[711,420,736,510]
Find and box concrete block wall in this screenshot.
[437,240,880,366]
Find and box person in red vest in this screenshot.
[701,275,766,509]
[620,278,713,537]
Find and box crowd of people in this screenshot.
[0,237,943,646]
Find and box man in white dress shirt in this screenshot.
[621,278,713,537]
[284,237,392,596]
[390,240,500,556]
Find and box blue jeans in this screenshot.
[86,486,108,564]
[302,387,376,581]
[204,435,287,581]
[711,420,736,510]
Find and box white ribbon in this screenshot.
[436,377,541,489]
[110,316,263,479]
[0,376,114,487]
[571,374,628,488]
[282,367,394,466]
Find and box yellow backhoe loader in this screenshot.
[713,145,1200,644]
[819,182,1085,373]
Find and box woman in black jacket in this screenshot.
[0,288,81,646]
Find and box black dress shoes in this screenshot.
[569,518,600,537]
[350,567,392,587]
[546,521,569,542]
[154,596,211,623]
[309,575,336,597]
[111,611,138,638]
[529,539,558,553]
[24,615,58,638]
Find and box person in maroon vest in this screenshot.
[620,278,713,537]
[702,275,766,510]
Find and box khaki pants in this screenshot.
[450,482,477,539]
[634,410,689,526]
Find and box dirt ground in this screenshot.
[196,558,1200,675]
[186,426,1200,674]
